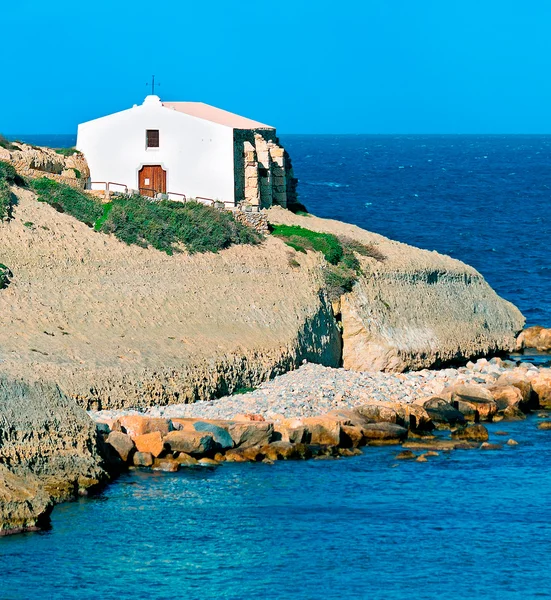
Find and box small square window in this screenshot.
[146,129,159,148]
[259,167,269,177]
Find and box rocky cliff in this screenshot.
[0,377,108,534]
[0,187,523,412]
[267,208,525,372]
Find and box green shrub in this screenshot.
[99,196,261,254]
[30,178,104,227]
[0,135,19,151]
[0,161,18,221]
[28,179,262,254]
[55,147,79,157]
[270,224,343,265]
[0,263,12,289]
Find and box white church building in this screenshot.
[76,95,296,210]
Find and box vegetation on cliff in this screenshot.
[29,178,262,254]
[0,160,21,221]
[0,263,12,289]
[271,224,385,300]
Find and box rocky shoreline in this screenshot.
[88,356,551,473]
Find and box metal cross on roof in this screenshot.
[146,75,160,96]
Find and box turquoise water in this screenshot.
[1,418,550,599]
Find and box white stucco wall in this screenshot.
[76,96,236,204]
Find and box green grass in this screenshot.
[270,224,343,264]
[29,178,262,254]
[271,224,386,300]
[30,177,103,227]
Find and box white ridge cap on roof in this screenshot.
[162,101,274,130]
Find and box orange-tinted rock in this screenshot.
[175,452,198,466]
[152,458,179,472]
[228,421,274,449]
[361,422,408,444]
[354,403,398,424]
[133,452,154,467]
[516,326,551,351]
[260,442,312,461]
[496,373,533,406]
[119,416,172,438]
[487,385,524,411]
[341,425,364,448]
[303,417,341,446]
[134,431,165,457]
[443,384,498,421]
[531,371,551,409]
[163,431,215,456]
[273,422,307,444]
[538,421,551,430]
[233,413,266,422]
[106,431,135,462]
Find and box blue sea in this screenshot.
[1,135,551,599]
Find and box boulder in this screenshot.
[443,384,498,421]
[530,371,551,409]
[487,385,524,411]
[163,431,215,456]
[193,422,233,450]
[152,458,179,472]
[106,431,135,462]
[451,424,489,442]
[302,417,342,446]
[416,397,465,427]
[403,439,478,451]
[396,450,417,460]
[361,422,408,445]
[119,415,173,438]
[538,421,551,430]
[132,452,154,467]
[224,448,261,463]
[496,373,533,406]
[0,466,53,535]
[354,403,398,424]
[133,431,165,457]
[341,425,364,448]
[273,422,308,444]
[175,452,198,466]
[326,409,372,429]
[500,406,526,421]
[198,458,220,466]
[480,442,502,451]
[260,442,312,461]
[228,421,274,449]
[516,326,551,351]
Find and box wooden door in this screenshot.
[138,165,166,197]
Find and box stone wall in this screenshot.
[234,210,270,234]
[233,129,297,210]
[0,143,89,190]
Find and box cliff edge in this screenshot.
[267,207,524,372]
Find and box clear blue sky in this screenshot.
[3,0,551,134]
